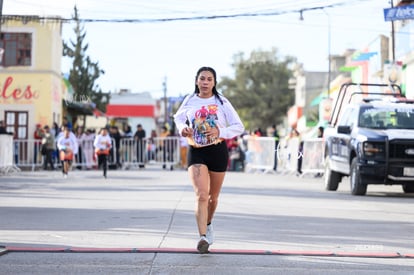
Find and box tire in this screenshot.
[350,158,367,196]
[402,184,414,193]
[324,156,341,191]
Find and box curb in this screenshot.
[3,246,414,258]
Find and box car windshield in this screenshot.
[359,106,414,129]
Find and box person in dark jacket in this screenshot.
[110,126,122,168]
[0,120,13,135]
[134,124,146,168]
[41,125,55,170]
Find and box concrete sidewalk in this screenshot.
[1,168,414,274]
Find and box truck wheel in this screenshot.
[402,184,414,193]
[350,158,367,196]
[324,156,340,191]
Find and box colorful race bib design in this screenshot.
[188,104,219,147]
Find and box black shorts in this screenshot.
[188,141,229,172]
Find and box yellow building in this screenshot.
[0,15,64,139]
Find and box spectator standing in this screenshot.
[227,136,244,171]
[147,129,157,162]
[33,123,44,164]
[109,126,122,168]
[134,124,146,168]
[83,129,95,170]
[41,125,55,170]
[291,129,303,176]
[317,126,324,138]
[62,116,72,131]
[121,124,133,164]
[123,124,133,137]
[0,120,13,135]
[271,124,280,172]
[0,120,6,134]
[315,126,325,178]
[51,122,60,138]
[159,126,172,169]
[50,122,60,163]
[75,127,86,169]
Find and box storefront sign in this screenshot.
[0,76,39,102]
[384,4,414,21]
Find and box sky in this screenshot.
[4,0,394,99]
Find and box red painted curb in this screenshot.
[2,246,412,259]
[211,249,272,255]
[6,246,68,252]
[334,251,401,258]
[70,247,133,253]
[138,247,196,253]
[271,250,334,256]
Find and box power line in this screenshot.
[4,0,369,24]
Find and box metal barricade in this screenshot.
[12,138,118,171]
[119,136,180,170]
[72,138,117,170]
[13,139,44,171]
[0,135,20,174]
[119,137,145,169]
[10,136,183,171]
[244,136,276,173]
[301,138,324,176]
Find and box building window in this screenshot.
[5,111,28,139]
[0,32,32,67]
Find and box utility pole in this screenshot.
[163,76,167,125]
[390,1,395,63]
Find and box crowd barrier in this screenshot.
[9,136,181,172]
[243,136,324,176]
[119,137,180,170]
[0,134,20,175]
[244,136,276,173]
[300,138,324,176]
[6,135,323,175]
[278,136,300,174]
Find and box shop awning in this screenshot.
[65,102,94,116]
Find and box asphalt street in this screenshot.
[0,167,414,274]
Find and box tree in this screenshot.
[218,48,296,132]
[63,6,109,112]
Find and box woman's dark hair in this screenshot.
[194,66,223,104]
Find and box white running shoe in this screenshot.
[206,224,214,245]
[197,236,209,254]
